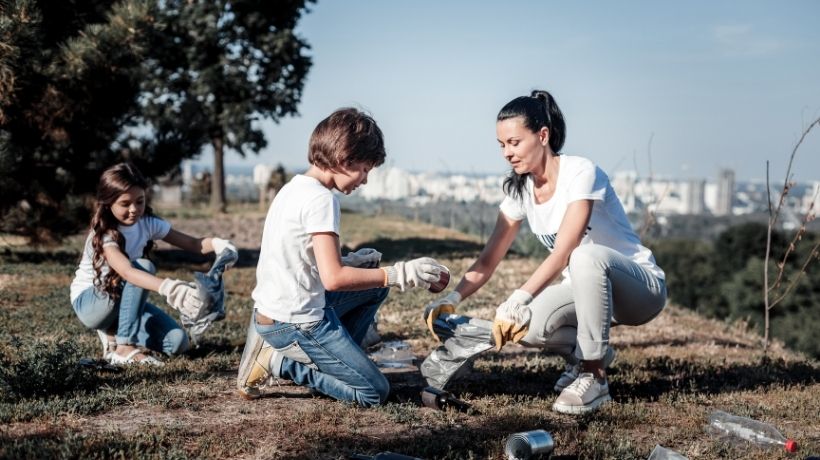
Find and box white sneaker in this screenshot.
[552,372,611,414]
[553,347,616,392]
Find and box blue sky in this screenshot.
[213,1,820,183]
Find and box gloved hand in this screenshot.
[159,278,205,319]
[211,237,238,268]
[382,257,447,292]
[341,248,382,268]
[492,289,533,351]
[423,291,462,341]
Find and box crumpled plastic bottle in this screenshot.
[706,410,798,453]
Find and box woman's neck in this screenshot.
[532,151,559,188]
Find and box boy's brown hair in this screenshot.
[308,108,386,170]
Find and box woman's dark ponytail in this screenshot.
[499,89,566,201]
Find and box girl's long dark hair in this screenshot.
[89,162,154,301]
[499,89,566,201]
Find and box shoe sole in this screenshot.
[237,324,274,393]
[238,386,262,400]
[553,348,617,392]
[552,393,612,415]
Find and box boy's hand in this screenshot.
[384,257,447,292]
[341,248,382,268]
[211,237,238,267]
[424,291,462,341]
[492,289,533,351]
[159,278,205,319]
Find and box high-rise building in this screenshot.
[715,168,735,216]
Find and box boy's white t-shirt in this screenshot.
[69,215,171,302]
[252,174,341,323]
[499,155,665,282]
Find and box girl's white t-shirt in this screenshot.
[69,215,171,302]
[252,174,341,323]
[499,155,665,282]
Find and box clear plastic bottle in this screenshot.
[706,410,798,453]
[647,445,687,460]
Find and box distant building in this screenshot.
[714,168,735,216]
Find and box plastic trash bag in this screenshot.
[182,247,239,345]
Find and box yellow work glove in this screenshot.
[492,289,533,351]
[423,291,462,341]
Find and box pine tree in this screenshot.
[0,0,163,241]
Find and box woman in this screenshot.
[424,90,666,414]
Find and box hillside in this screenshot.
[0,208,818,459]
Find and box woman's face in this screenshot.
[496,117,548,175]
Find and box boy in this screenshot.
[237,108,448,407]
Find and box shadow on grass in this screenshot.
[0,248,79,265]
[276,411,579,460]
[419,352,820,405]
[613,355,820,402]
[351,238,486,262]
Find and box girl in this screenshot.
[70,162,236,365]
[424,90,667,414]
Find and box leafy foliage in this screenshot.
[652,223,820,357]
[0,338,98,400]
[0,0,313,238]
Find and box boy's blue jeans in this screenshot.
[71,258,189,355]
[255,287,390,407]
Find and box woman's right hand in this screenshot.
[159,278,205,319]
[424,291,462,341]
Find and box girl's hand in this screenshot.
[212,238,238,267]
[159,278,205,319]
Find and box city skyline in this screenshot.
[192,1,820,183]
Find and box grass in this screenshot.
[0,209,818,459]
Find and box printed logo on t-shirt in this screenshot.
[535,227,592,250]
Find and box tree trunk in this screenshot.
[211,134,227,213]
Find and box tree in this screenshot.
[762,117,820,350]
[140,0,313,212]
[0,0,172,241]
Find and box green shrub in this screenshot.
[0,338,98,400]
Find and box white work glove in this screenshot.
[159,278,205,319]
[383,257,447,292]
[492,289,533,351]
[211,237,238,268]
[341,248,382,268]
[423,291,462,341]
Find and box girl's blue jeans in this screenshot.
[255,287,390,407]
[71,258,189,355]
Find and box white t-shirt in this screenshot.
[252,174,341,323]
[69,215,171,302]
[499,155,665,282]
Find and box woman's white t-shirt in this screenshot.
[499,155,665,282]
[69,215,171,302]
[252,174,341,323]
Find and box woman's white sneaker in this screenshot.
[552,373,611,414]
[553,347,616,392]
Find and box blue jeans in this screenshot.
[255,287,390,407]
[71,258,189,355]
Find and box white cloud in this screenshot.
[713,24,783,57]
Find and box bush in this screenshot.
[0,338,98,400]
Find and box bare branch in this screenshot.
[769,239,820,309]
